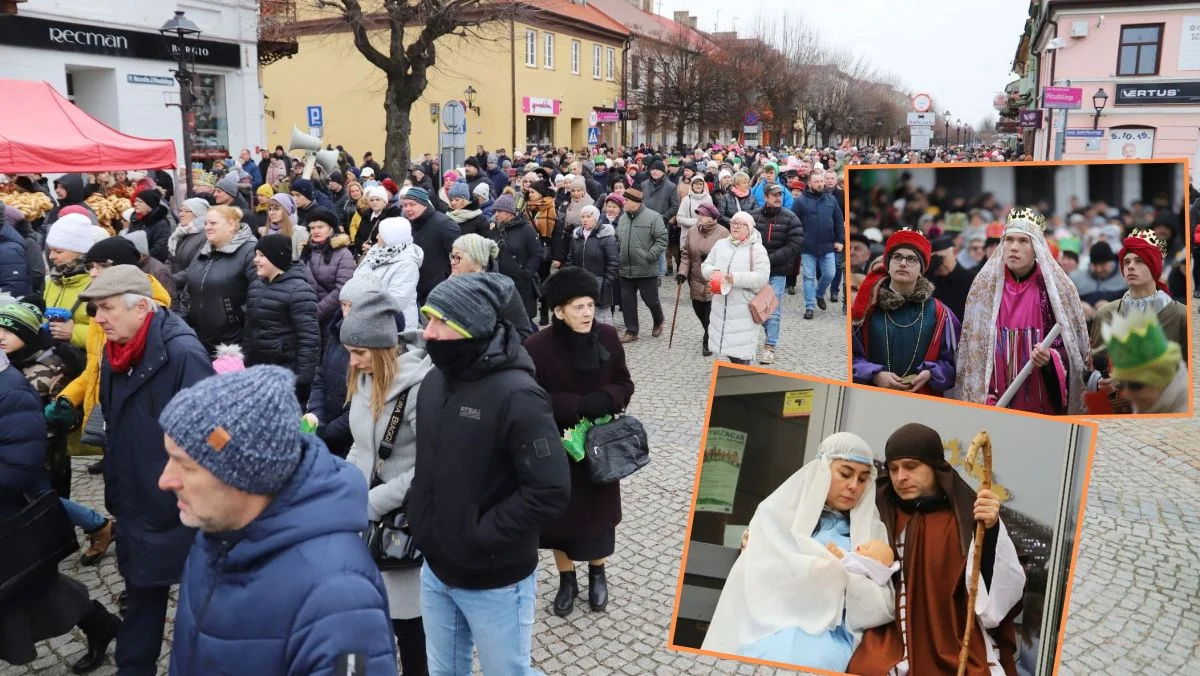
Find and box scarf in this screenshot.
[447,207,483,224]
[49,259,88,283]
[168,222,202,257]
[361,243,408,270]
[105,312,153,373]
[876,276,934,312]
[426,336,490,377]
[526,197,557,239]
[552,319,609,371]
[731,186,749,198]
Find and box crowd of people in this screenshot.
[847,176,1190,415]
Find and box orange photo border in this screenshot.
[665,361,1102,676]
[838,157,1194,419]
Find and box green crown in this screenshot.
[1102,309,1169,370]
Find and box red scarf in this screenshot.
[106,313,154,372]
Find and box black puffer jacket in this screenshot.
[750,206,804,277]
[566,224,619,308]
[243,266,320,387]
[492,213,542,318]
[409,207,461,305]
[717,190,757,226]
[127,204,173,263]
[43,174,95,227]
[183,224,258,351]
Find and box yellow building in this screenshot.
[263,0,629,160]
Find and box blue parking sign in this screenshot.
[307,106,324,128]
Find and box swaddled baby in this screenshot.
[826,539,899,585]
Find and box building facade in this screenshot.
[1009,0,1200,172]
[262,1,627,161]
[0,0,263,171]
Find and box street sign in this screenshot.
[442,99,466,133]
[309,126,322,138]
[742,125,758,134]
[1064,129,1104,138]
[906,112,936,126]
[1043,86,1083,109]
[588,110,599,127]
[307,105,323,127]
[912,136,930,150]
[912,93,932,113]
[909,126,933,137]
[743,110,759,126]
[587,126,600,146]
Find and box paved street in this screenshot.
[5,294,1197,675]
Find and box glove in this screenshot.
[674,274,687,285]
[577,390,615,420]
[44,397,79,430]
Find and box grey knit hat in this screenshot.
[182,197,210,221]
[421,272,514,338]
[215,172,240,199]
[341,290,401,348]
[452,233,499,269]
[159,365,302,496]
[340,271,383,307]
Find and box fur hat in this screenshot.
[542,265,600,310]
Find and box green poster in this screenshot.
[696,427,747,514]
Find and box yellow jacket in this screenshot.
[60,274,172,426]
[43,271,93,349]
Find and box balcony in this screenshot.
[259,0,298,66]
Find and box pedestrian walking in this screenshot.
[750,185,804,365]
[792,171,845,319]
[615,189,668,343]
[489,194,543,323]
[450,233,537,340]
[400,187,460,307]
[676,203,730,356]
[702,212,771,365]
[43,212,96,350]
[301,208,357,329]
[676,174,714,253]
[565,206,619,325]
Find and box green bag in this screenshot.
[562,415,613,462]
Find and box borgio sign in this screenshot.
[49,27,128,50]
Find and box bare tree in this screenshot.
[313,0,526,175]
[631,25,715,151]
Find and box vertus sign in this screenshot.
[1114,81,1200,105]
[1,15,240,68]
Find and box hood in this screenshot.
[137,203,170,224]
[202,223,256,256]
[328,233,351,250]
[458,321,535,382]
[573,223,615,239]
[204,435,370,572]
[729,227,763,248]
[502,213,531,231]
[55,173,86,205]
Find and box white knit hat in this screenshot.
[364,185,389,203]
[377,217,412,247]
[472,181,491,199]
[46,213,96,254]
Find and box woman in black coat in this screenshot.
[183,205,258,352]
[523,266,634,619]
[126,190,172,263]
[242,234,320,405]
[564,206,619,325]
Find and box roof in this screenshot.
[522,0,630,38]
[587,0,711,49]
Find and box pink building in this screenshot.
[1010,0,1200,174]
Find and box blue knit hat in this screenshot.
[448,181,471,201]
[290,178,315,201]
[159,365,302,495]
[402,186,432,208]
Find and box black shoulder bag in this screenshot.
[362,388,424,570]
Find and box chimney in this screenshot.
[673,10,689,24]
[640,0,653,13]
[688,15,697,28]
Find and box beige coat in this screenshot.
[679,220,730,302]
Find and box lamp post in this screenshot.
[1092,88,1108,130]
[160,11,201,199]
[464,85,481,115]
[943,109,951,147]
[846,115,855,146]
[955,119,962,146]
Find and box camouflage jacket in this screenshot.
[18,348,69,403]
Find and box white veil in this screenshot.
[701,432,891,656]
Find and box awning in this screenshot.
[0,78,177,173]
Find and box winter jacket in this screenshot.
[183,224,258,350]
[716,190,757,226]
[750,179,795,209]
[259,223,309,262]
[1070,266,1127,306]
[465,174,490,200]
[750,206,804,277]
[446,208,489,238]
[355,243,423,330]
[493,213,543,319]
[170,434,397,676]
[12,218,45,296]
[308,316,352,458]
[409,207,460,306]
[566,224,619,308]
[408,323,570,590]
[679,220,731,302]
[0,221,31,298]
[243,266,321,386]
[353,205,402,254]
[296,195,336,230]
[100,310,214,587]
[303,234,357,326]
[640,177,680,223]
[702,230,771,361]
[486,167,510,197]
[792,188,845,257]
[43,270,91,349]
[128,205,173,262]
[42,174,95,227]
[616,205,668,279]
[676,190,714,245]
[241,157,264,188]
[138,255,177,306]
[0,364,45,515]
[345,331,433,619]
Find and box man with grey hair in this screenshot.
[82,265,215,674]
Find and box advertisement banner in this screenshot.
[1107,128,1155,159]
[522,96,560,116]
[1115,82,1200,105]
[696,428,747,514]
[1018,109,1044,128]
[1043,86,1083,109]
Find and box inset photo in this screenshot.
[669,365,1096,676]
[845,159,1191,416]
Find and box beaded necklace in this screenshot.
[883,299,926,376]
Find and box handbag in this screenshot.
[0,490,79,602]
[80,404,106,447]
[362,388,424,570]
[584,414,650,485]
[746,245,779,325]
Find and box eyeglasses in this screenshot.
[890,253,921,267]
[1112,381,1146,392]
[449,254,464,264]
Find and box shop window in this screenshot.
[191,73,229,161]
[571,40,580,75]
[606,47,615,80]
[1116,24,1162,76]
[544,32,554,69]
[526,115,554,150]
[593,44,601,79]
[525,29,537,68]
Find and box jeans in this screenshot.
[763,275,787,347]
[421,565,541,676]
[831,251,844,301]
[657,252,666,276]
[63,497,107,532]
[595,305,614,325]
[116,585,171,675]
[802,252,836,310]
[619,276,664,335]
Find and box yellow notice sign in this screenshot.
[782,390,813,417]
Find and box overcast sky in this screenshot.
[654,0,1031,125]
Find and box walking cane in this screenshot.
[668,280,683,349]
[957,430,993,676]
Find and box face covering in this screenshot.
[425,336,490,376]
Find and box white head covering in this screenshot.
[377,217,413,248]
[364,185,389,204]
[702,433,890,655]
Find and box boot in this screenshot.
[72,601,121,673]
[86,458,104,475]
[588,564,608,612]
[80,519,114,566]
[553,570,578,617]
[817,297,827,310]
[701,330,712,357]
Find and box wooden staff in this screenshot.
[957,430,993,676]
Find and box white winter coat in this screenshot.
[702,229,771,361]
[345,330,434,619]
[677,190,714,246]
[355,242,424,329]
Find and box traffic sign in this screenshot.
[442,100,466,133]
[587,126,600,145]
[744,110,760,126]
[911,93,932,113]
[906,112,936,126]
[588,110,599,127]
[909,126,933,138]
[307,105,323,128]
[911,136,931,150]
[1064,128,1104,138]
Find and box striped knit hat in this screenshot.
[420,272,514,338]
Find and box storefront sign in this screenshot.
[0,15,242,68]
[1179,17,1200,70]
[1064,129,1104,138]
[1043,86,1083,109]
[1018,109,1043,128]
[781,390,812,418]
[127,74,176,86]
[595,111,619,123]
[996,120,1021,134]
[522,96,560,116]
[1107,128,1155,159]
[696,428,747,514]
[1115,81,1200,105]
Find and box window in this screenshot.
[1116,24,1162,76]
[630,55,640,89]
[525,29,537,68]
[606,47,615,80]
[571,40,580,75]
[544,32,554,69]
[593,43,602,79]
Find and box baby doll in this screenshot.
[826,539,899,585]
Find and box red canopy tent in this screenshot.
[0,79,177,173]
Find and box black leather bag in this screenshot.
[584,414,650,485]
[362,388,424,571]
[80,404,106,447]
[0,490,79,602]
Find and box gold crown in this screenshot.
[1006,207,1047,232]
[1128,228,1168,256]
[896,226,926,237]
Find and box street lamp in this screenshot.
[846,115,855,145]
[159,10,201,199]
[1092,88,1108,130]
[464,85,481,115]
[943,109,951,147]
